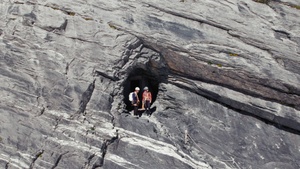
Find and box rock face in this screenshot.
[0,0,300,168]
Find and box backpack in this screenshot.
[129,92,134,101]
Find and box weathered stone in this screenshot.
[0,0,300,169]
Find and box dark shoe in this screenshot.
[146,110,151,115]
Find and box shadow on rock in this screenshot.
[137,106,157,117]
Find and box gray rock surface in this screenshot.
[0,0,300,168]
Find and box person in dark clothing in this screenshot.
[132,87,140,116]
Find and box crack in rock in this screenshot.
[36,19,67,34]
[39,107,45,116]
[29,149,44,169]
[51,151,69,169]
[145,3,230,31]
[77,79,96,115]
[94,70,119,81]
[86,153,95,166]
[273,29,291,40]
[65,58,75,75]
[100,130,119,167]
[84,153,102,168]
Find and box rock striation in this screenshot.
[0,0,300,168]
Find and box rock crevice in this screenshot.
[100,131,119,167]
[77,79,96,114]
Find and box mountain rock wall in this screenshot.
[0,0,300,168]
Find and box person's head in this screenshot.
[144,86,149,91]
[135,87,140,92]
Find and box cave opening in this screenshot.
[123,68,159,112]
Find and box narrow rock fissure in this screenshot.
[29,150,44,169]
[99,131,119,167]
[39,107,45,116]
[77,79,96,114]
[84,153,96,168]
[51,151,68,169]
[94,70,119,81]
[59,19,68,32]
[65,58,75,75]
[273,29,291,40]
[145,3,230,31]
[68,36,101,45]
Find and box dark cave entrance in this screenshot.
[123,68,159,112]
